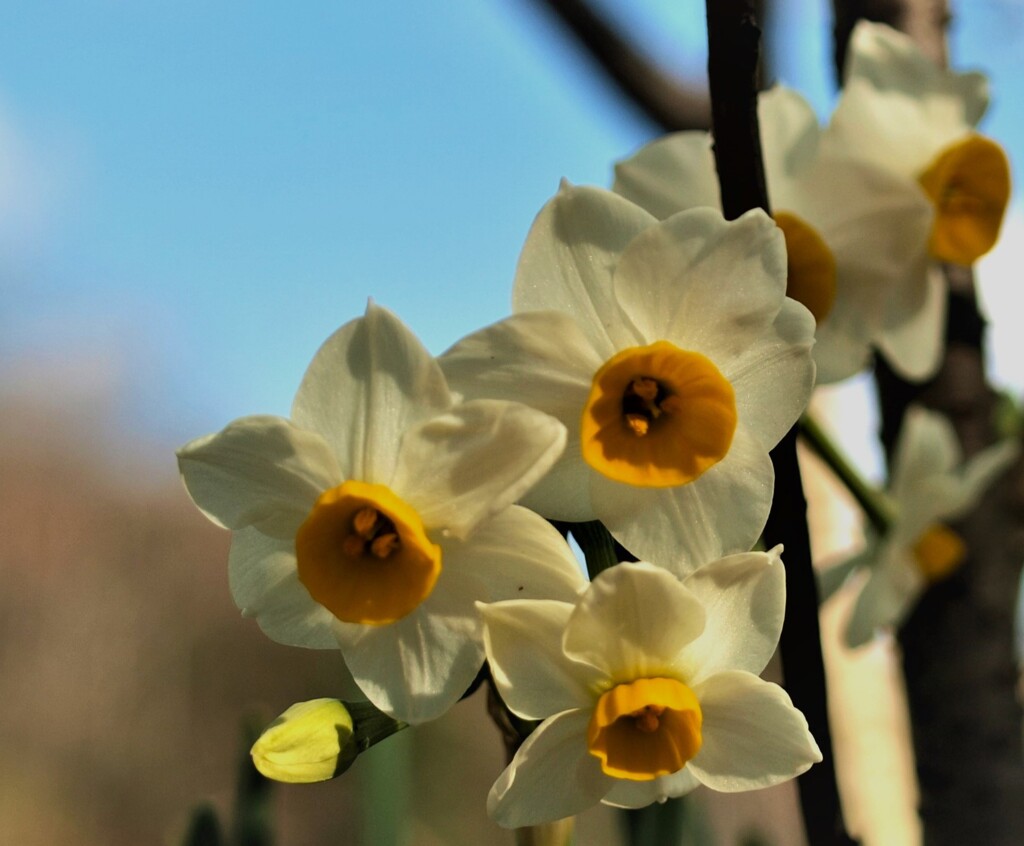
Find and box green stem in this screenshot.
[799,414,894,536]
[515,818,576,846]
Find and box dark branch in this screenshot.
[706,3,854,844]
[531,0,711,131]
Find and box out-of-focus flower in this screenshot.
[251,699,358,783]
[614,86,933,384]
[441,187,815,569]
[178,303,585,724]
[480,555,821,828]
[821,406,1020,647]
[824,22,1010,376]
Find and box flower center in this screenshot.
[918,134,1010,265]
[295,480,442,625]
[773,211,837,324]
[587,677,703,781]
[912,523,966,584]
[580,341,737,488]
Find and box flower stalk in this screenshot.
[799,413,895,536]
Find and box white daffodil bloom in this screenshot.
[480,555,822,828]
[178,303,585,724]
[824,22,1011,374]
[821,407,1020,648]
[614,86,934,384]
[441,187,815,569]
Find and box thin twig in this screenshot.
[530,0,711,131]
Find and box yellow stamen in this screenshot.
[912,523,966,583]
[295,480,442,625]
[625,414,650,437]
[774,211,837,324]
[352,506,380,539]
[918,134,1010,265]
[370,533,400,559]
[580,341,736,487]
[587,678,702,781]
[630,377,659,403]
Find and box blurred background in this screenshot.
[2,1,1023,843]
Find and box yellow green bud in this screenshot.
[251,698,357,783]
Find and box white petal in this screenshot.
[817,547,875,605]
[782,153,934,385]
[291,302,451,483]
[438,310,601,522]
[488,709,612,828]
[612,208,790,365]
[758,86,821,191]
[440,311,601,420]
[874,262,946,382]
[513,184,653,357]
[813,314,874,385]
[391,399,566,539]
[518,445,596,523]
[827,23,984,177]
[891,407,961,502]
[481,600,605,720]
[562,562,705,680]
[846,22,988,129]
[443,505,586,603]
[228,527,339,649]
[948,438,1021,518]
[676,547,786,681]
[334,571,484,724]
[177,415,342,531]
[845,551,921,648]
[594,425,774,568]
[612,131,720,218]
[688,671,821,791]
[601,768,700,808]
[725,298,816,449]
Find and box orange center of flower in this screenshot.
[911,523,966,584]
[918,134,1010,266]
[587,678,703,781]
[295,480,441,625]
[580,341,737,488]
[774,211,838,324]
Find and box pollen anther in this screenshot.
[296,481,441,625]
[587,677,703,781]
[581,342,737,487]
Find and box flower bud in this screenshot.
[251,698,357,783]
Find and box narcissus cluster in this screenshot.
[177,19,1016,832]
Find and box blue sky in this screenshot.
[2,0,1022,452]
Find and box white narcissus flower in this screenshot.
[824,22,1010,372]
[177,303,585,724]
[614,86,934,384]
[441,187,815,569]
[480,554,822,828]
[820,407,1020,648]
